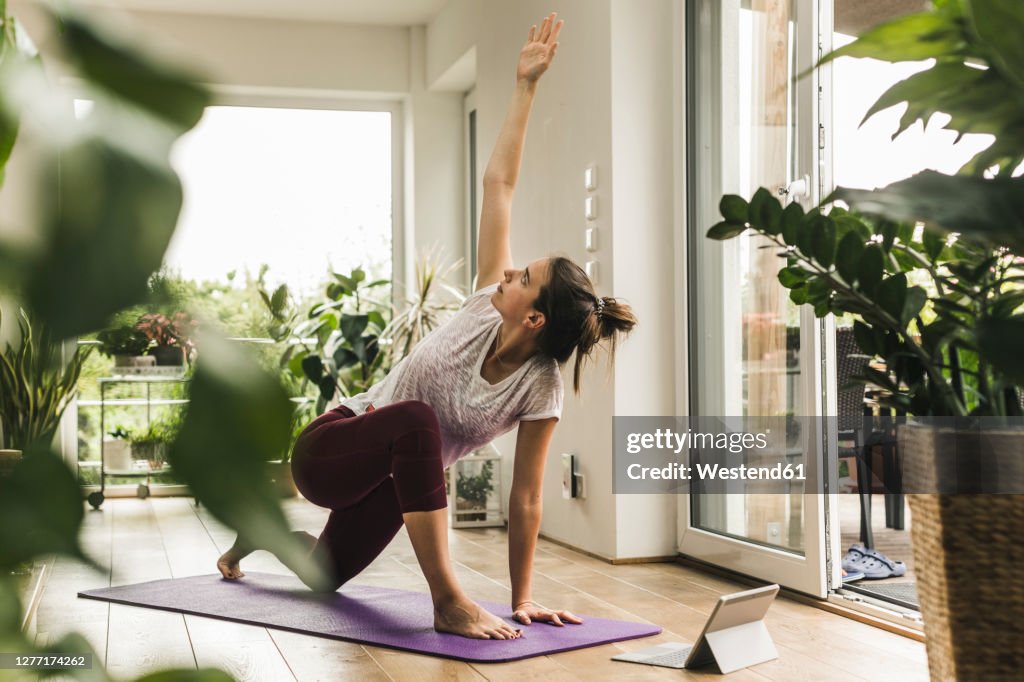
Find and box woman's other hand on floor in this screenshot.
[517,12,563,83]
[512,601,583,627]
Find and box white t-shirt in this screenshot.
[338,281,563,468]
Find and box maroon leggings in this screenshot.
[290,400,448,590]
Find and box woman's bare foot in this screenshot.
[216,536,254,580]
[433,595,522,640]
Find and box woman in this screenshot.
[217,12,637,641]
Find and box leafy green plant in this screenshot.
[261,267,391,413]
[820,0,1024,179]
[456,459,495,510]
[709,192,1022,416]
[91,271,200,359]
[708,0,1024,417]
[817,0,1024,253]
[818,0,1024,308]
[127,414,182,465]
[0,2,331,677]
[107,425,131,440]
[381,245,466,366]
[0,306,93,450]
[95,324,150,358]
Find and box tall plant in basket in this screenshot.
[707,2,1024,677]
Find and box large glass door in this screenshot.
[681,0,835,597]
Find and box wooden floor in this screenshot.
[33,497,929,681]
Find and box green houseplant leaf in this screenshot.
[54,7,208,131]
[966,0,1024,90]
[0,5,211,339]
[0,444,100,571]
[832,172,1024,253]
[818,9,965,65]
[166,328,334,593]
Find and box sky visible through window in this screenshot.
[165,105,392,298]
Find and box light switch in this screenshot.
[584,165,598,191]
[585,196,598,220]
[585,226,598,252]
[585,259,599,283]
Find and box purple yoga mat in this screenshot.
[78,572,661,663]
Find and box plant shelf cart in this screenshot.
[84,374,190,510]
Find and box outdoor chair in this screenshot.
[835,327,904,549]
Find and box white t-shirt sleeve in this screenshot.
[461,282,500,315]
[518,365,564,422]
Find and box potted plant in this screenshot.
[707,2,1024,676]
[455,458,495,522]
[127,416,180,471]
[95,312,155,370]
[0,306,93,457]
[380,245,466,367]
[263,401,314,499]
[136,311,198,366]
[260,266,392,414]
[103,426,134,472]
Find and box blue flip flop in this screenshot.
[842,543,869,572]
[842,569,865,583]
[858,548,906,579]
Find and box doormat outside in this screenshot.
[846,581,919,610]
[79,572,661,663]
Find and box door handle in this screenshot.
[777,174,810,199]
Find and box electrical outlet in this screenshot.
[561,453,584,499]
[562,453,576,499]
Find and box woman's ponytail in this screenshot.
[534,258,638,394]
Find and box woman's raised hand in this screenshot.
[517,12,564,83]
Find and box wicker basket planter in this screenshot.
[900,422,1024,680]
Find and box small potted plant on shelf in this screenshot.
[103,425,134,472]
[455,458,495,523]
[136,311,198,367]
[95,322,155,371]
[128,417,180,471]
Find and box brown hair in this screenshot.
[533,256,638,394]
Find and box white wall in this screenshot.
[609,0,679,557]
[466,0,682,559]
[405,26,467,291]
[425,0,479,90]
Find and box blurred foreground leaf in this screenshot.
[55,7,208,130]
[26,136,185,338]
[831,171,1024,253]
[167,328,332,592]
[0,445,100,572]
[0,0,37,189]
[134,670,236,682]
[977,317,1024,385]
[0,5,209,338]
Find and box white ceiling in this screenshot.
[62,0,452,25]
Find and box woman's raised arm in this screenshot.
[475,13,563,292]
